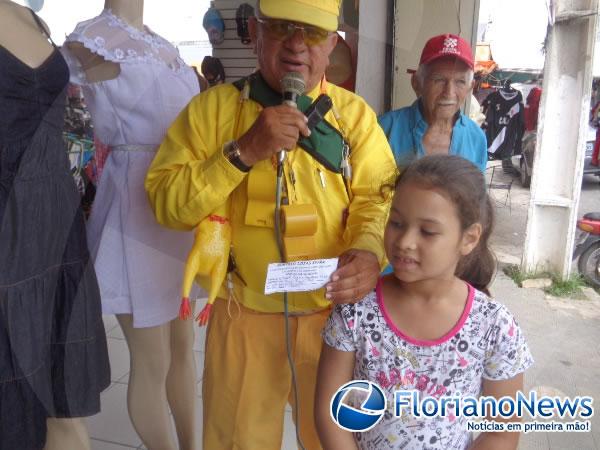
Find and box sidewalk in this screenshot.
[89,270,600,449]
[485,159,600,450]
[493,269,600,450]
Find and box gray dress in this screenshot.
[0,11,110,450]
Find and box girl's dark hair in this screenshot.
[394,155,496,294]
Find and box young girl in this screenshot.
[315,155,533,450]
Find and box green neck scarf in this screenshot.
[233,72,345,173]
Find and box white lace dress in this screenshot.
[62,9,203,328]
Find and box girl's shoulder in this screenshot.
[334,289,378,312]
[469,288,534,379]
[324,291,380,351]
[331,290,381,327]
[468,287,522,330]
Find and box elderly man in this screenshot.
[379,34,487,172]
[144,0,395,448]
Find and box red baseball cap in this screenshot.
[419,34,474,69]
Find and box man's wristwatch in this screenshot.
[223,140,251,172]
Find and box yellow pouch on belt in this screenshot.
[245,169,277,228]
[245,169,318,260]
[280,203,318,261]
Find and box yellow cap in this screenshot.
[259,0,341,32]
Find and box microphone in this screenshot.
[281,71,305,108]
[279,72,306,164]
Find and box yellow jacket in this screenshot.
[145,79,395,312]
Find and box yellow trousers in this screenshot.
[202,298,329,450]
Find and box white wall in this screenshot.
[355,0,391,115]
[392,0,479,109]
[212,0,258,82]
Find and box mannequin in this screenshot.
[62,1,201,449]
[65,0,131,83]
[0,0,51,67]
[0,2,110,450]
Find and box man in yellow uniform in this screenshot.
[145,0,395,448]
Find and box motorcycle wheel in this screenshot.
[578,242,600,288]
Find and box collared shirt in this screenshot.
[145,78,396,313]
[378,100,488,172]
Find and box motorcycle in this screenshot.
[574,213,600,288]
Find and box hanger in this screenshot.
[501,79,515,93]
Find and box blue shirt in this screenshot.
[378,100,488,172]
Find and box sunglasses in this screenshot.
[256,17,331,46]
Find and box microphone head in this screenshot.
[281,72,305,106]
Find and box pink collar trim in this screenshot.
[376,278,474,347]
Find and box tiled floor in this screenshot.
[90,310,297,450]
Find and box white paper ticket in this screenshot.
[264,258,339,295]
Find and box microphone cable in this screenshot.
[274,71,307,450]
[274,153,307,450]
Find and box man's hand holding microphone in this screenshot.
[236,72,310,168]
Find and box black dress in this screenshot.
[0,12,110,450]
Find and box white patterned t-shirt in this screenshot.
[322,281,534,450]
